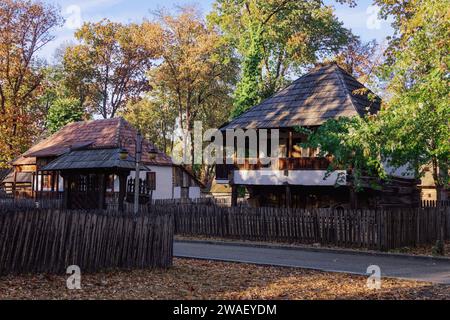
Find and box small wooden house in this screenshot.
[3,118,202,209]
[216,62,420,208]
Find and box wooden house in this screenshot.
[419,166,450,201]
[0,169,11,195]
[2,117,202,209]
[216,62,420,208]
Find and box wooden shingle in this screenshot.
[222,62,381,130]
[13,118,172,166]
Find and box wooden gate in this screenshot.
[67,174,101,209]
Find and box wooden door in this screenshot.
[67,174,101,209]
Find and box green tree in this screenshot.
[122,90,177,155]
[209,0,354,117]
[46,97,86,133]
[137,7,238,158]
[230,24,264,118]
[297,116,385,190]
[302,0,449,200]
[376,0,450,200]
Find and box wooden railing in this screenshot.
[278,157,332,170]
[216,157,332,178]
[35,191,63,200]
[422,200,450,207]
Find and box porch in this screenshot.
[35,148,154,210]
[215,128,340,184]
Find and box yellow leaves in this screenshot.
[0,258,448,300]
[0,0,62,162]
[141,7,236,122]
[132,21,164,58]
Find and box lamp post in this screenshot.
[133,132,142,216]
[120,132,159,215]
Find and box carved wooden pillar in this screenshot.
[98,173,106,210]
[63,174,70,209]
[12,169,17,198]
[349,187,358,209]
[118,173,127,212]
[288,130,293,158]
[231,184,238,207]
[285,184,291,208]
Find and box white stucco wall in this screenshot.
[123,166,174,200]
[233,169,346,186]
[189,186,201,199]
[35,166,201,200]
[149,166,174,200]
[173,186,180,198]
[173,186,201,199]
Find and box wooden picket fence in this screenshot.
[0,197,63,209]
[0,208,173,276]
[421,200,450,208]
[172,205,450,250]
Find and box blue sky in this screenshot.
[39,0,394,62]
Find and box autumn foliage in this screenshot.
[0,0,62,167]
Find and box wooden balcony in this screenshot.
[215,157,333,181]
[234,157,332,170]
[278,157,332,170]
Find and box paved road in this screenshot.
[174,241,450,284]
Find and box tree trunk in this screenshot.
[436,185,447,202]
[432,157,448,201]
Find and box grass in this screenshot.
[0,258,449,300]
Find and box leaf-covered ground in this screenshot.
[1,258,449,300]
[391,241,450,257]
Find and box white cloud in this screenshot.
[333,4,394,42]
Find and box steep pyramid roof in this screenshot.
[223,62,381,130]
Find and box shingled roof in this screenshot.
[41,148,151,171]
[13,118,172,166]
[222,62,381,130]
[0,169,12,183]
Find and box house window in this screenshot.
[42,174,52,190]
[146,172,156,190]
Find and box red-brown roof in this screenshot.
[13,118,172,166]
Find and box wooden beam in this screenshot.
[63,174,70,209]
[12,169,17,198]
[40,171,44,199]
[98,173,106,210]
[231,184,238,207]
[349,187,358,209]
[31,172,35,200]
[56,173,59,193]
[118,173,127,212]
[51,172,55,193]
[288,130,293,158]
[285,184,291,208]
